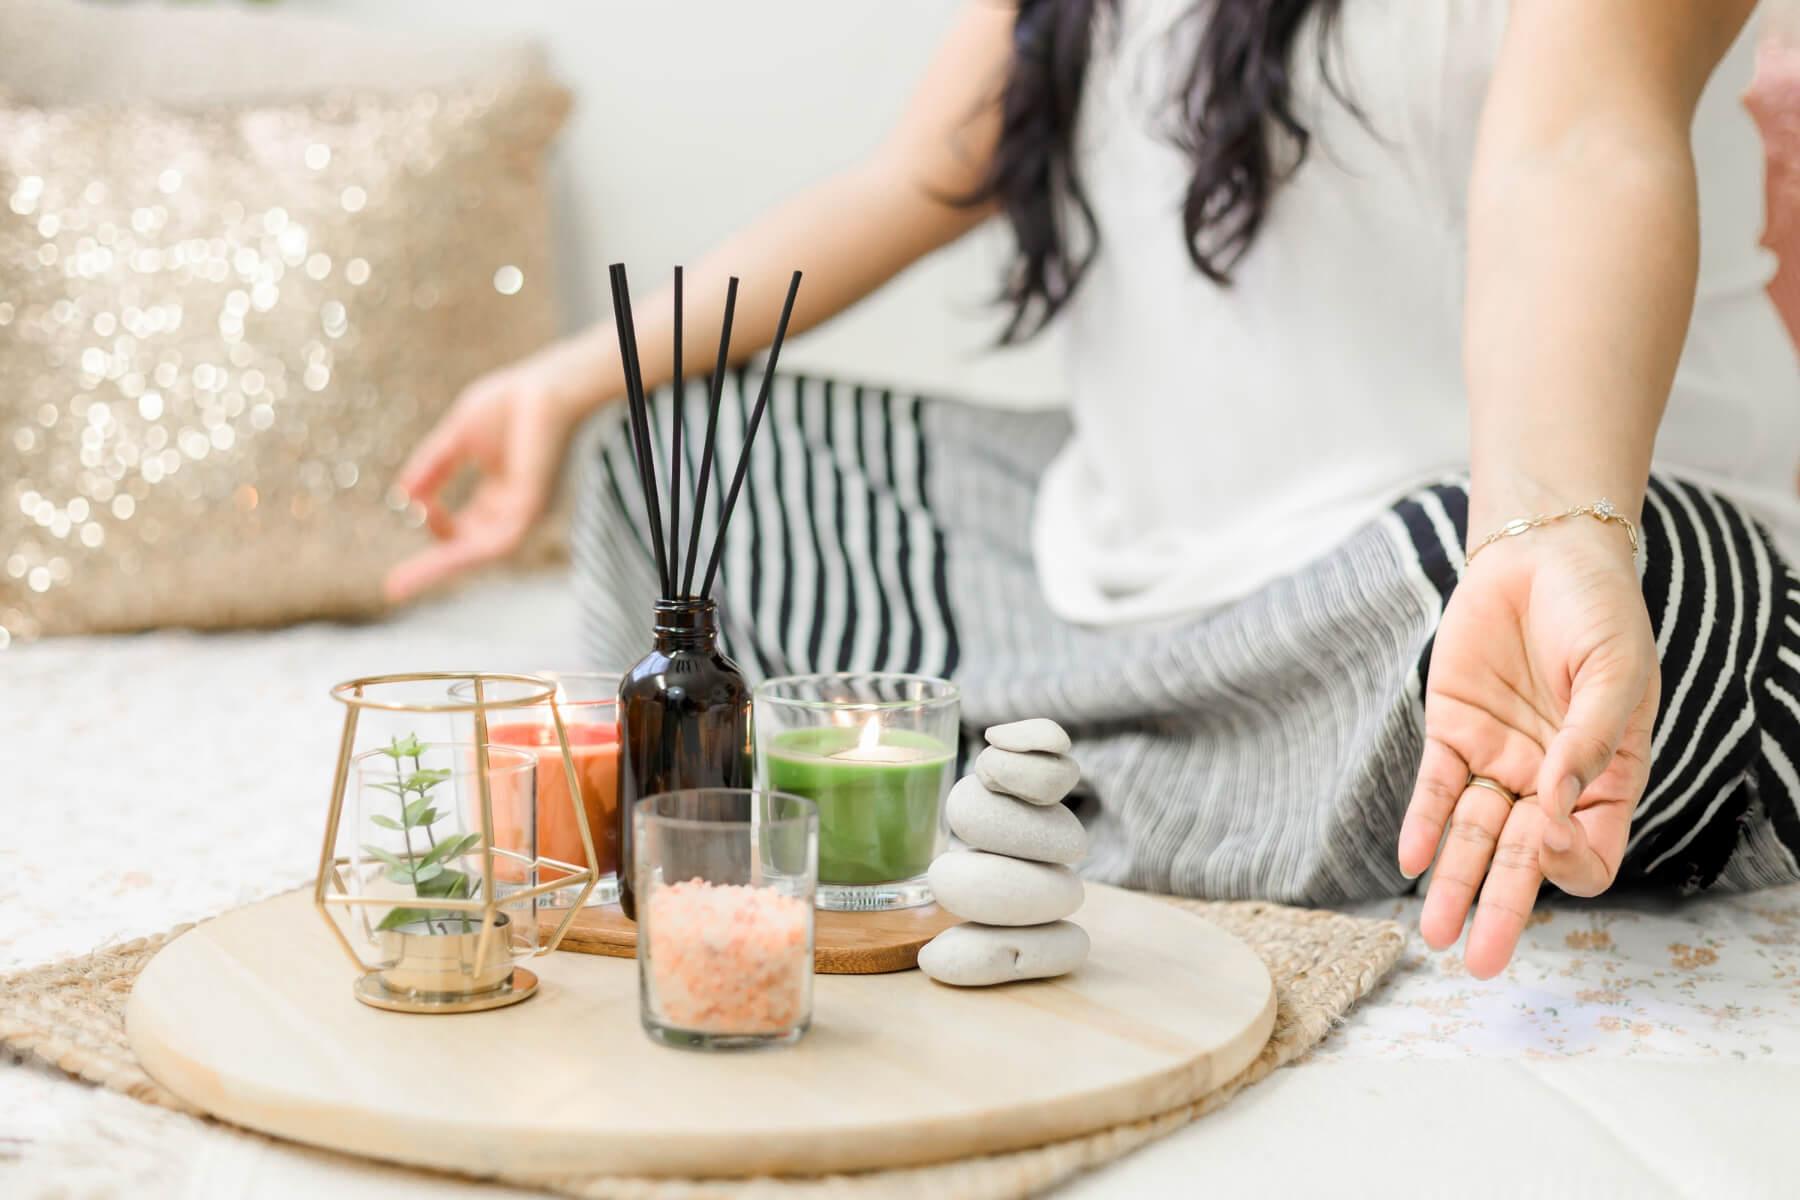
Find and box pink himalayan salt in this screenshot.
[645,878,812,1035]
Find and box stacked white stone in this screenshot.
[918,718,1091,987]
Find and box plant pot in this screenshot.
[375,912,514,999]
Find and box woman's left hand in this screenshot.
[1397,513,1659,977]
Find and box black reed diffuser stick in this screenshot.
[667,267,683,580]
[683,276,738,596]
[608,263,672,598]
[699,270,803,600]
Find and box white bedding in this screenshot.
[4,569,1798,1196]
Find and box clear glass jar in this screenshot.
[454,672,622,907]
[635,788,818,1050]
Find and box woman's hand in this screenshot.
[1397,514,1658,978]
[384,337,610,604]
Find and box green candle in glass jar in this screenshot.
[763,721,954,886]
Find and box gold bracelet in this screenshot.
[1465,497,1641,565]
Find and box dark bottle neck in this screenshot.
[653,598,720,652]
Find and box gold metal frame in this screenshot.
[314,671,599,1013]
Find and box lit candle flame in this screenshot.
[824,712,925,764]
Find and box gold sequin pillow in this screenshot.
[0,72,567,643]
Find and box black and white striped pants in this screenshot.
[574,374,1800,904]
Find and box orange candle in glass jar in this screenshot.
[489,719,620,886]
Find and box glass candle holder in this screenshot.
[754,673,959,912]
[453,672,622,907]
[316,672,597,1013]
[635,788,818,1051]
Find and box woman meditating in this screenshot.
[389,0,1800,977]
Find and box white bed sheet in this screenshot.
[3,570,1797,1196]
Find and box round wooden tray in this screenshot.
[126,885,1275,1179]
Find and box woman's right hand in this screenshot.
[384,337,609,604]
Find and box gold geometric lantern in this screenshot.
[315,671,598,1013]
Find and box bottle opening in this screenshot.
[653,597,719,643]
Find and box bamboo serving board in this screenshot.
[549,900,962,973]
[127,885,1276,1180]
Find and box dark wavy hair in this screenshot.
[978,0,1347,342]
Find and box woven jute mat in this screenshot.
[1,897,1403,1198]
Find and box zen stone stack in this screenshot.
[919,719,1091,987]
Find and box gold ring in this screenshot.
[1465,774,1519,805]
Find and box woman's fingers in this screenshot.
[383,521,514,604]
[395,398,484,537]
[1461,799,1622,974]
[384,484,529,603]
[1465,802,1545,978]
[1534,647,1645,846]
[1541,799,1629,897]
[1418,784,1511,950]
[1399,736,1468,879]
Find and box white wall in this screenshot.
[297,0,1068,407]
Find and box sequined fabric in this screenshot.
[0,72,567,645]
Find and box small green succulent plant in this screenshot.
[362,734,484,932]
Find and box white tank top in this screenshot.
[1034,0,1800,625]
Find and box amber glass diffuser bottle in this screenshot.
[616,599,752,918]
